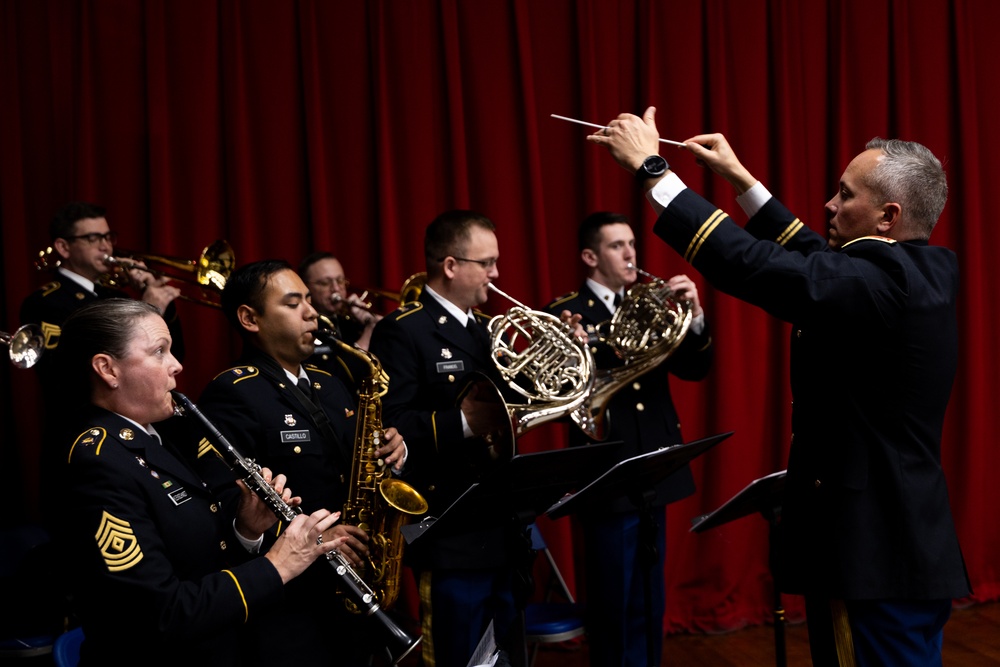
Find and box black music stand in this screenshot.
[690,470,787,667]
[546,432,733,667]
[402,442,621,667]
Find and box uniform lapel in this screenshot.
[420,292,484,358]
[100,412,209,495]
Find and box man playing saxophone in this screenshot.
[196,259,408,666]
[544,212,713,667]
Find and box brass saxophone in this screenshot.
[316,319,429,611]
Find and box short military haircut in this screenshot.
[221,259,294,337]
[50,202,107,242]
[298,251,337,280]
[424,210,495,276]
[578,211,630,252]
[864,138,948,238]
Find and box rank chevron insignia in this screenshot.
[95,511,144,572]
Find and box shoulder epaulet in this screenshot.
[39,281,62,297]
[67,426,108,463]
[212,365,261,384]
[303,363,332,377]
[394,301,424,320]
[547,291,579,309]
[841,235,898,249]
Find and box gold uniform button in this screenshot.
[632,382,641,391]
[220,540,228,551]
[590,347,598,354]
[636,403,645,412]
[448,375,455,383]
[814,479,822,489]
[796,329,802,338]
[209,503,218,513]
[293,446,302,454]
[428,485,436,492]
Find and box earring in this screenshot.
[112,383,119,389]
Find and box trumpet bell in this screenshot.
[2,324,45,369]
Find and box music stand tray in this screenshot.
[689,469,786,533]
[689,469,788,667]
[401,441,621,545]
[545,432,733,520]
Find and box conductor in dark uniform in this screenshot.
[544,211,712,667]
[58,298,340,666]
[198,259,407,666]
[368,210,517,667]
[591,108,970,667]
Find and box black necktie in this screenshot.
[467,317,489,351]
[296,377,317,406]
[613,292,623,308]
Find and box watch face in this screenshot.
[644,156,667,175]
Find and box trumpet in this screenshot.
[1,324,44,369]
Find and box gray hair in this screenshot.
[864,138,947,238]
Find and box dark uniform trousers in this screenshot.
[545,284,712,667]
[197,351,376,666]
[369,292,519,667]
[655,188,970,666]
[62,409,283,666]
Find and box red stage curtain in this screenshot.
[2,0,999,634]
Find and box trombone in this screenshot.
[36,240,235,309]
[2,324,44,369]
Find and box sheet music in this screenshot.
[467,620,499,667]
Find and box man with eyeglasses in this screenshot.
[21,201,184,359]
[20,201,186,524]
[299,251,380,350]
[369,210,520,667]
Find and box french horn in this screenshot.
[569,263,692,440]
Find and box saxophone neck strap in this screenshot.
[252,355,351,470]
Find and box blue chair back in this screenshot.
[53,627,85,667]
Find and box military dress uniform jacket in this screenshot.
[197,351,357,514]
[63,409,283,666]
[369,291,510,570]
[545,283,712,512]
[20,277,186,370]
[655,188,970,601]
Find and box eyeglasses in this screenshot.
[438,256,498,269]
[310,277,349,289]
[64,231,118,245]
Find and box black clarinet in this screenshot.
[170,391,421,664]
